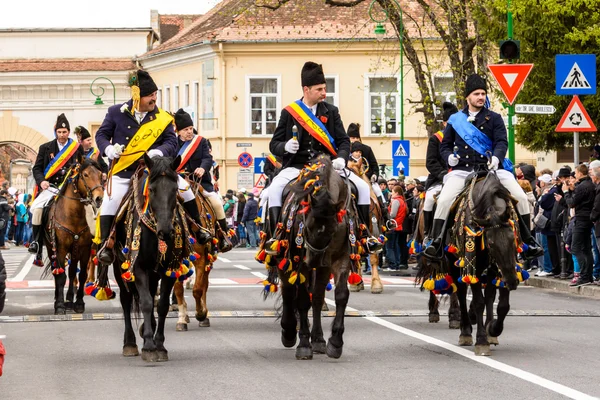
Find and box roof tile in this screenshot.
[0,58,136,72]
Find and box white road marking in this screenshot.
[7,255,35,282]
[251,272,268,280]
[324,298,597,400]
[218,257,231,263]
[233,264,251,270]
[208,278,238,285]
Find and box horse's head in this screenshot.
[77,155,104,209]
[144,153,181,242]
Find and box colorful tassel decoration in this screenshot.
[121,271,135,282]
[423,276,435,291]
[121,261,131,270]
[256,249,267,263]
[52,267,65,275]
[326,282,333,291]
[289,272,298,285]
[348,272,362,285]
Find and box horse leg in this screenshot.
[74,247,90,314]
[327,262,350,359]
[65,255,76,312]
[280,281,297,348]
[154,277,174,362]
[193,265,209,325]
[113,263,138,356]
[448,292,461,329]
[295,279,313,360]
[310,267,329,354]
[471,283,490,356]
[369,253,383,294]
[484,283,499,345]
[174,280,188,331]
[134,267,158,362]
[456,282,473,346]
[487,287,510,343]
[53,247,69,315]
[199,268,211,327]
[428,292,440,323]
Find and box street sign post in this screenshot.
[515,104,556,114]
[254,157,266,174]
[555,54,596,95]
[488,64,534,105]
[237,167,254,189]
[391,140,410,177]
[237,152,253,168]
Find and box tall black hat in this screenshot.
[55,113,70,131]
[75,126,90,140]
[465,74,487,97]
[174,109,194,131]
[301,62,326,87]
[137,70,158,97]
[347,123,361,138]
[442,102,459,122]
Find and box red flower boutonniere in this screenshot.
[319,116,328,124]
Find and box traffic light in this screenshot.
[499,39,520,60]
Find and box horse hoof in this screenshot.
[64,301,74,310]
[281,331,297,348]
[370,284,383,294]
[458,335,473,346]
[349,284,360,293]
[195,312,208,322]
[185,315,190,324]
[73,302,85,314]
[141,349,159,362]
[157,350,169,362]
[295,346,313,360]
[176,323,188,332]
[122,345,139,357]
[199,318,210,328]
[475,344,491,356]
[429,313,440,323]
[487,336,499,346]
[321,303,329,312]
[357,282,365,291]
[170,304,178,312]
[326,341,343,359]
[448,320,460,329]
[54,307,66,315]
[312,341,327,354]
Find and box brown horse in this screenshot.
[346,156,384,294]
[44,156,104,314]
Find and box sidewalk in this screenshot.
[526,276,600,299]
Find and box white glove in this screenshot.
[332,157,346,171]
[147,149,163,159]
[105,144,123,160]
[284,139,300,154]
[488,156,500,171]
[448,154,460,167]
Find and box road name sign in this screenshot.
[515,104,556,114]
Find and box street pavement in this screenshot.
[1,247,599,399]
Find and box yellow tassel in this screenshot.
[288,272,298,285]
[450,283,457,293]
[470,276,479,284]
[299,273,306,284]
[263,280,269,286]
[517,271,523,282]
[130,85,140,114]
[270,240,279,252]
[265,255,272,265]
[423,278,435,291]
[93,211,102,245]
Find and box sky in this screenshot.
[0,0,223,29]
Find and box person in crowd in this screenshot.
[379,178,390,202]
[223,193,236,228]
[551,167,573,279]
[0,190,10,250]
[386,184,408,271]
[587,160,600,284]
[535,174,559,276]
[236,191,247,247]
[74,125,108,177]
[0,249,5,314]
[14,194,28,246]
[516,163,537,197]
[241,192,259,249]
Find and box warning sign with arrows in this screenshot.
[488,64,534,105]
[555,95,597,132]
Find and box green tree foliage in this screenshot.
[476,0,600,152]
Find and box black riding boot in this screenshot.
[423,211,433,239]
[265,207,281,255]
[358,204,383,253]
[183,200,211,245]
[423,219,446,260]
[216,218,232,253]
[28,224,41,254]
[97,216,116,265]
[518,213,544,260]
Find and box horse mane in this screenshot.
[148,157,178,182]
[80,156,101,172]
[470,174,512,227]
[291,155,337,226]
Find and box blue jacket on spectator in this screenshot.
[537,185,559,235]
[241,196,258,223]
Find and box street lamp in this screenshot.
[369,0,404,140]
[90,77,116,105]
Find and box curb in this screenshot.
[526,276,600,299]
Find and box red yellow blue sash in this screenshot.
[86,147,98,159]
[33,139,80,199]
[434,131,444,142]
[284,100,337,157]
[176,135,203,172]
[267,154,281,168]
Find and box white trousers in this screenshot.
[434,169,529,220]
[30,187,59,210]
[372,182,384,199]
[268,167,371,208]
[424,183,442,212]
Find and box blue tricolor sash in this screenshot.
[447,112,513,172]
[284,100,337,156]
[33,138,80,200]
[86,147,98,159]
[176,135,203,172]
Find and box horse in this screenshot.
[418,172,523,356]
[258,155,355,360]
[102,154,189,362]
[346,155,384,294]
[43,156,104,315]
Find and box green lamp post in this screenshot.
[90,77,116,105]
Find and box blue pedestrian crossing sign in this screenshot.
[556,54,596,95]
[254,157,266,174]
[391,140,410,177]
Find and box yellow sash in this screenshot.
[112,109,174,175]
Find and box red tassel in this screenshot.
[278,258,289,271]
[348,272,362,285]
[256,249,266,262]
[337,209,347,223]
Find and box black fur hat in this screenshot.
[137,70,158,97]
[465,74,487,97]
[75,126,90,140]
[55,113,70,131]
[301,62,326,87]
[174,108,194,131]
[347,123,361,138]
[442,102,459,122]
[351,141,365,154]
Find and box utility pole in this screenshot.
[506,0,516,164]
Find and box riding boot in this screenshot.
[28,224,41,254]
[358,204,383,253]
[518,213,544,260]
[183,200,211,245]
[216,218,232,253]
[423,219,446,260]
[265,207,281,255]
[97,216,116,265]
[423,211,433,239]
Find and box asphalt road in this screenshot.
[1,247,599,399]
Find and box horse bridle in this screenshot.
[59,163,104,210]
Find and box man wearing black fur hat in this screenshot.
[266,61,382,253]
[95,70,178,265]
[29,113,84,261]
[174,108,231,252]
[75,126,108,175]
[424,74,542,259]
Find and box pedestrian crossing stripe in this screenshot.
[560,62,591,89]
[393,144,408,157]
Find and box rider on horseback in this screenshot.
[424,74,542,260]
[174,108,232,252]
[265,61,382,254]
[29,113,84,262]
[75,126,108,177]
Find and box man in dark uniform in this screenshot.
[266,61,381,253]
[174,108,231,252]
[29,113,84,259]
[424,74,542,259]
[75,126,108,176]
[95,70,178,264]
[422,102,458,241]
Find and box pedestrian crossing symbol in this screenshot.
[555,54,596,95]
[560,63,591,90]
[391,140,410,177]
[393,143,408,157]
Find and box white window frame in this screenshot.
[173,84,179,111]
[192,81,199,125]
[363,74,401,137]
[325,74,339,106]
[433,73,456,120]
[245,75,282,137]
[156,89,162,110]
[163,85,170,112]
[183,82,190,107]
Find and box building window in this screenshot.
[173,84,179,111]
[367,77,399,135]
[157,89,162,109]
[193,81,199,124]
[434,75,456,119]
[164,86,170,112]
[325,75,338,106]
[247,77,280,136]
[184,83,190,107]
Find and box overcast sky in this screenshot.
[0,0,222,29]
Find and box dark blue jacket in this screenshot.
[241,198,258,223]
[95,100,178,179]
[177,137,214,192]
[440,107,508,172]
[537,185,559,235]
